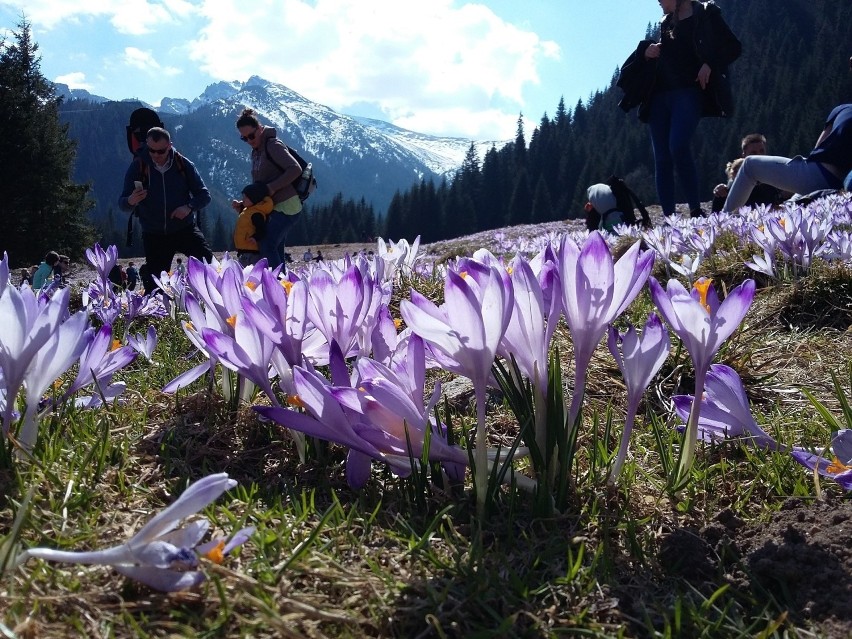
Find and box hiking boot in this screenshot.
[690,207,706,218]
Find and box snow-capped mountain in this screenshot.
[53,83,109,104]
[155,76,504,179]
[58,76,509,237]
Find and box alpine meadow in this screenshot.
[3,1,852,638]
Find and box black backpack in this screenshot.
[125,108,164,246]
[264,138,318,202]
[604,175,652,228]
[126,107,163,154]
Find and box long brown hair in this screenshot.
[665,0,690,38]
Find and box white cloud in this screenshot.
[122,47,182,77]
[1,0,191,34]
[4,0,559,138]
[187,0,559,138]
[54,71,91,90]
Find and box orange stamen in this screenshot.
[281,280,293,294]
[393,318,402,330]
[693,278,713,313]
[203,540,226,564]
[111,339,121,351]
[287,394,306,409]
[827,456,851,474]
[245,281,258,291]
[226,315,237,328]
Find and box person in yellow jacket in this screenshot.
[233,182,274,266]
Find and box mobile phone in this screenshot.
[134,181,143,190]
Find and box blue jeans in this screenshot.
[724,155,838,212]
[259,212,299,269]
[648,88,703,215]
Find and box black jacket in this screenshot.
[618,1,741,122]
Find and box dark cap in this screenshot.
[242,181,268,205]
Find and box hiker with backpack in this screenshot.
[118,127,213,294]
[584,176,653,232]
[232,108,303,270]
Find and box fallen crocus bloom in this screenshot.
[13,473,253,591]
[672,364,784,450]
[792,429,852,491]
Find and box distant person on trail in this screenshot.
[232,108,302,271]
[723,105,852,212]
[631,0,741,218]
[19,268,31,287]
[175,257,186,277]
[126,262,139,291]
[32,251,60,289]
[233,182,273,266]
[118,127,213,294]
[303,248,313,262]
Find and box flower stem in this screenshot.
[674,366,707,489]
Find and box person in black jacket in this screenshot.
[118,127,213,293]
[638,0,741,218]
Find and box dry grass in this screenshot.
[4,217,852,638]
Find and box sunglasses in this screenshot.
[240,130,258,142]
[148,147,169,155]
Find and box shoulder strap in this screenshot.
[137,151,189,185]
[264,137,288,175]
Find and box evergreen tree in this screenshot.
[0,18,94,266]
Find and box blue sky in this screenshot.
[0,1,663,140]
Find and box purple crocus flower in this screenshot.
[792,430,852,491]
[0,286,78,438]
[162,292,215,393]
[650,276,755,484]
[498,255,561,456]
[305,264,379,361]
[672,363,785,450]
[0,252,9,298]
[255,342,412,489]
[65,325,138,398]
[400,258,513,514]
[18,310,90,449]
[202,310,276,401]
[355,335,468,477]
[556,231,654,427]
[85,243,118,298]
[14,473,254,591]
[128,325,158,362]
[606,314,670,481]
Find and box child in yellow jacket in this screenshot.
[234,182,274,266]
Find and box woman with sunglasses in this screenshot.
[232,108,303,270]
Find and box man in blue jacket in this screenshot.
[118,127,213,293]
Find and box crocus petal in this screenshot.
[132,473,236,545]
[163,360,213,393]
[113,565,206,592]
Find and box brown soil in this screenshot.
[653,495,852,637]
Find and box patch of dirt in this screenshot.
[659,494,852,637]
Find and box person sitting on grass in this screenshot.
[723,105,852,212]
[233,182,273,266]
